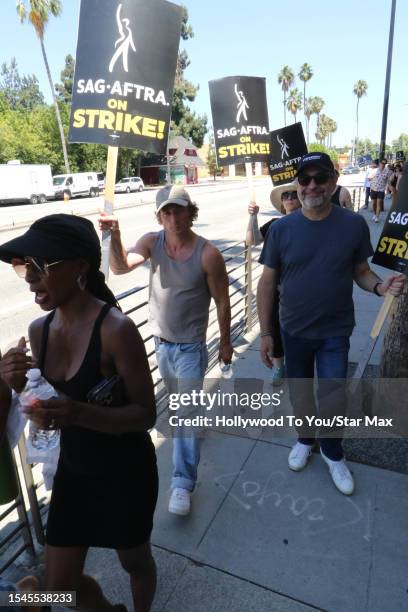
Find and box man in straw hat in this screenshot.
[99,185,233,516]
[256,152,404,496]
[246,182,300,386]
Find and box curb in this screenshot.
[0,182,268,234]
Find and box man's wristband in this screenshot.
[260,331,273,338]
[373,281,383,296]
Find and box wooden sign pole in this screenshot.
[351,291,396,388]
[245,161,257,246]
[100,145,119,281]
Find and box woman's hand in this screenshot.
[0,338,33,393]
[22,396,81,430]
[248,202,260,215]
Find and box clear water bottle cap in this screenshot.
[26,368,41,380]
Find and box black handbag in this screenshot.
[86,375,126,407]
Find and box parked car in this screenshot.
[114,177,144,193]
[342,166,360,175]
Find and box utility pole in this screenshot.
[379,0,397,161]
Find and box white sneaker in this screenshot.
[288,442,313,471]
[374,215,379,223]
[372,214,376,221]
[168,487,191,515]
[320,449,355,495]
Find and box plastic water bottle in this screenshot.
[19,369,60,455]
[219,360,234,379]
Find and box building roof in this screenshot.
[141,135,205,168]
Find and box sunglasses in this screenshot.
[281,191,298,201]
[11,256,64,278]
[297,172,332,186]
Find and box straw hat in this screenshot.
[270,181,298,213]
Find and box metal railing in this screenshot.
[0,239,262,571]
[1,188,367,570]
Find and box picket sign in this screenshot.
[68,0,183,278]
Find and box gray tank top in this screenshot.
[148,230,211,342]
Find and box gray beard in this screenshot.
[300,194,326,209]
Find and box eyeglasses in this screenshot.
[11,256,64,278]
[281,191,298,201]
[297,172,332,186]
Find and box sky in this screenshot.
[1,0,407,148]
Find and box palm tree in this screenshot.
[353,79,368,162]
[298,63,313,133]
[17,0,70,173]
[286,89,302,123]
[313,96,325,130]
[328,118,337,147]
[304,97,314,145]
[277,66,295,126]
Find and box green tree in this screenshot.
[278,66,295,126]
[391,133,408,156]
[308,142,338,164]
[170,7,207,147]
[353,79,368,161]
[286,88,302,123]
[0,58,44,110]
[16,0,70,172]
[298,63,313,134]
[206,132,219,180]
[356,138,379,158]
[55,54,74,104]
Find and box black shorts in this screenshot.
[370,190,385,200]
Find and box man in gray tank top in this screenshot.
[99,185,233,515]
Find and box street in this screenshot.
[0,175,364,349]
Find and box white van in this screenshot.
[0,162,54,205]
[52,172,99,200]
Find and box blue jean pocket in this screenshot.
[179,342,203,353]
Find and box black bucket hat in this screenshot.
[0,214,101,272]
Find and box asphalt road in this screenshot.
[0,179,272,349]
[0,174,364,350]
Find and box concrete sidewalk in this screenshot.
[85,200,407,612]
[4,198,408,612]
[82,330,407,612]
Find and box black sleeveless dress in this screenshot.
[41,303,158,549]
[331,185,342,206]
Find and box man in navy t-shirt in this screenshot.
[257,152,404,495]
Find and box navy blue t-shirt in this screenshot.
[259,206,374,339]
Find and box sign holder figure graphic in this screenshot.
[109,4,136,73]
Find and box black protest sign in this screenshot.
[209,76,269,166]
[357,154,373,167]
[372,164,408,273]
[69,0,182,153]
[268,123,308,186]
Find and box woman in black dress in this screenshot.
[0,214,158,611]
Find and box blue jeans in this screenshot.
[154,338,208,491]
[281,330,350,461]
[0,577,20,611]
